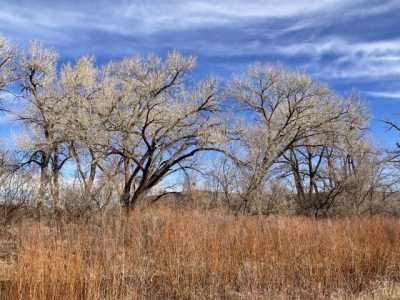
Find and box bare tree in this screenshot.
[280,98,368,216]
[12,42,69,212]
[226,64,365,213]
[341,146,398,215]
[89,52,222,209]
[0,151,34,225]
[205,156,238,209]
[58,56,113,205]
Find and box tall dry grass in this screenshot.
[1,208,400,299]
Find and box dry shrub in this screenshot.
[1,209,400,299]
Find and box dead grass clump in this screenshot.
[1,209,400,299]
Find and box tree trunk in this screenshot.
[50,167,60,213]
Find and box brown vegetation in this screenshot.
[1,208,400,299]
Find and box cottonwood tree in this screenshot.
[59,56,113,206]
[340,142,398,214]
[93,52,222,209]
[13,42,70,211]
[226,64,362,213]
[343,117,400,215]
[386,116,400,163]
[280,98,369,216]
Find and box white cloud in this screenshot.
[319,41,400,79]
[261,38,400,79]
[275,38,400,58]
[120,0,345,30]
[177,36,400,79]
[365,91,400,99]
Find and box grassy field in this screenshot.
[1,208,400,299]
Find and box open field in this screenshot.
[1,1,400,299]
[1,209,400,299]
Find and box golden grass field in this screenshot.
[1,208,400,299]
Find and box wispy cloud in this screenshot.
[365,91,400,99]
[0,1,399,81]
[1,1,397,39]
[270,38,400,79]
[0,1,350,35]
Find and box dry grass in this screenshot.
[1,208,400,299]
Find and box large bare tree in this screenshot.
[225,64,367,213]
[13,42,69,211]
[97,53,221,209]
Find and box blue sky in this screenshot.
[1,0,400,148]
